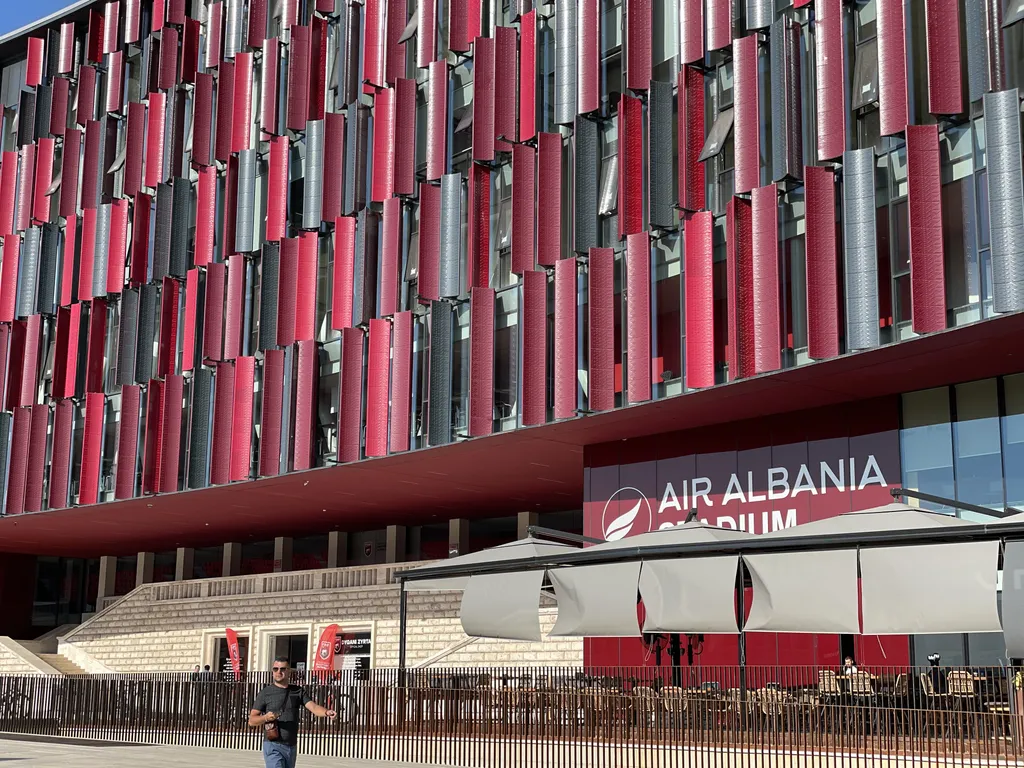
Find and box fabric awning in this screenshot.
[861,541,1002,634]
[459,570,545,642]
[1002,540,1024,657]
[549,562,642,637]
[744,549,860,633]
[639,557,740,633]
[403,537,576,592]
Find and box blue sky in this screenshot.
[2,1,75,37]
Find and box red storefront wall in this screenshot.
[582,396,910,669]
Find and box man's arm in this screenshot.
[248,708,277,728]
[304,700,336,719]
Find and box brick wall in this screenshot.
[62,584,582,673]
[0,643,37,674]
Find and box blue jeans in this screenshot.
[262,740,297,768]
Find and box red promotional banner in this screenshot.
[312,624,339,673]
[225,627,242,680]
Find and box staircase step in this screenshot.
[38,653,86,675]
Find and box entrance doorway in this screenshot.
[272,634,309,673]
[214,635,249,678]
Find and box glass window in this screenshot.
[293,535,329,570]
[953,379,1004,517]
[193,547,223,579]
[913,634,966,668]
[851,39,879,111]
[494,287,519,429]
[699,109,735,162]
[901,387,956,512]
[1003,374,1024,508]
[854,0,878,40]
[154,551,176,582]
[943,179,980,319]
[653,237,682,398]
[241,540,276,575]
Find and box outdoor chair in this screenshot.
[947,670,981,740]
[816,670,843,733]
[848,671,877,734]
[660,686,687,731]
[918,672,950,738]
[756,687,787,735]
[633,686,661,729]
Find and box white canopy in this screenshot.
[402,537,576,592]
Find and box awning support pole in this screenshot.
[398,580,408,674]
[738,557,747,723]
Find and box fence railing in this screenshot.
[1,665,1021,766]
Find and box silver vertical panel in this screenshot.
[170,177,190,276]
[135,282,158,383]
[36,224,59,316]
[842,149,880,351]
[153,182,173,281]
[353,210,379,326]
[0,412,11,515]
[224,0,243,59]
[648,80,674,229]
[118,287,139,386]
[235,148,257,253]
[964,0,987,103]
[17,227,41,319]
[439,173,462,298]
[259,242,280,350]
[574,116,599,253]
[771,17,803,182]
[555,0,577,125]
[92,202,111,298]
[746,0,773,30]
[302,119,325,230]
[344,104,369,215]
[427,299,452,446]
[985,89,1024,313]
[187,366,213,489]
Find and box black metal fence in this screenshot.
[1,665,1021,766]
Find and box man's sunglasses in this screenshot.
[272,667,288,672]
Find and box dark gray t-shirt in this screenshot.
[252,684,312,746]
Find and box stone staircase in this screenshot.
[37,653,86,675]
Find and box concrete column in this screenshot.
[97,556,117,600]
[517,511,539,540]
[386,525,407,563]
[175,547,195,581]
[136,552,155,587]
[327,532,348,568]
[274,537,293,572]
[449,519,470,557]
[223,543,242,577]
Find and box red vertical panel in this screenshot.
[679,66,706,212]
[468,163,490,289]
[679,0,704,64]
[130,192,152,284]
[308,16,327,120]
[707,0,731,52]
[49,399,75,508]
[210,361,234,485]
[86,10,104,63]
[0,325,8,409]
[418,0,437,66]
[266,136,288,240]
[418,183,440,301]
[232,52,253,152]
[182,19,200,83]
[521,269,547,426]
[322,114,344,221]
[519,11,536,141]
[0,152,16,237]
[248,0,268,48]
[878,0,908,136]
[734,197,755,379]
[469,287,494,437]
[380,197,401,316]
[588,248,614,412]
[365,318,391,457]
[1,322,19,411]
[204,262,226,361]
[626,0,652,90]
[449,0,469,53]
[159,276,180,376]
[925,0,963,115]
[363,0,385,89]
[617,94,643,237]
[85,298,107,394]
[815,0,845,161]
[333,217,355,330]
[15,145,35,233]
[59,130,81,218]
[53,307,71,397]
[733,34,759,195]
[106,50,125,114]
[293,339,316,470]
[160,373,183,493]
[125,0,140,44]
[107,199,129,294]
[145,92,166,188]
[58,23,75,74]
[537,133,562,267]
[159,25,179,90]
[230,356,254,481]
[751,184,781,374]
[224,255,244,360]
[215,61,235,162]
[20,315,41,407]
[78,207,97,301]
[26,38,45,87]
[286,26,310,131]
[33,139,54,225]
[512,144,536,273]
[725,200,739,380]
[626,231,651,404]
[804,165,839,359]
[261,38,280,134]
[222,156,238,264]
[192,73,214,167]
[50,76,70,137]
[389,311,412,452]
[183,268,199,371]
[371,87,396,202]
[5,408,31,514]
[114,384,141,498]
[24,404,49,512]
[295,231,318,339]
[579,0,600,114]
[0,234,20,322]
[685,211,715,389]
[426,60,447,182]
[152,0,165,31]
[78,393,105,505]
[260,348,284,476]
[60,216,77,306]
[907,124,947,334]
[167,0,186,26]
[472,37,495,162]
[124,101,146,197]
[205,2,223,68]
[82,120,102,210]
[143,380,165,495]
[554,258,576,420]
[394,78,416,196]
[194,167,215,266]
[277,238,297,345]
[65,303,83,398]
[494,26,517,152]
[338,328,364,463]
[385,0,408,84]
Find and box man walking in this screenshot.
[248,656,336,768]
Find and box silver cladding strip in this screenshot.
[771,17,803,182]
[224,0,243,60]
[36,223,59,316]
[302,119,325,230]
[427,299,453,446]
[746,0,773,29]
[574,116,599,253]
[92,202,111,298]
[135,282,158,383]
[117,287,139,386]
[235,148,257,253]
[964,0,988,102]
[187,366,213,490]
[439,173,462,298]
[259,242,280,351]
[648,80,674,229]
[169,177,191,276]
[985,89,1024,313]
[353,210,379,326]
[0,412,10,514]
[556,0,577,125]
[17,226,41,319]
[153,181,172,281]
[842,148,880,351]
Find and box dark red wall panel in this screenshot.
[579,0,600,113]
[494,26,517,153]
[85,299,106,394]
[232,51,253,153]
[733,34,760,194]
[380,197,401,316]
[389,310,412,453]
[224,254,245,360]
[588,247,615,412]
[418,182,440,301]
[182,18,200,83]
[394,78,417,196]
[522,269,547,426]
[0,321,18,412]
[20,314,42,407]
[679,0,704,64]
[679,65,705,212]
[365,318,391,456]
[77,66,97,124]
[145,91,166,188]
[512,144,536,273]
[472,37,495,162]
[33,138,55,225]
[82,120,102,210]
[626,0,652,90]
[192,73,214,167]
[537,132,562,267]
[554,257,576,420]
[59,129,81,218]
[160,374,184,493]
[78,209,97,301]
[309,16,327,120]
[260,38,280,134]
[131,192,152,283]
[385,0,408,85]
[215,61,235,162]
[125,101,147,197]
[685,211,715,389]
[78,392,105,505]
[363,0,384,88]
[158,25,179,90]
[426,60,447,181]
[322,115,344,221]
[6,408,31,514]
[469,287,495,437]
[266,136,288,242]
[230,356,254,482]
[925,0,963,115]
[878,0,908,136]
[50,76,70,137]
[277,238,297,345]
[210,361,234,485]
[195,165,215,264]
[260,348,284,476]
[61,215,77,305]
[626,231,651,403]
[707,0,731,51]
[371,87,396,203]
[26,38,45,86]
[338,328,364,463]
[0,152,15,237]
[519,10,536,141]
[65,303,84,398]
[287,26,310,130]
[333,217,355,329]
[295,231,318,339]
[203,262,226,362]
[143,379,165,495]
[158,276,180,377]
[618,94,644,237]
[816,0,845,161]
[52,307,71,397]
[107,198,129,294]
[906,124,947,334]
[14,145,34,235]
[293,340,316,471]
[0,234,20,322]
[49,399,75,508]
[106,50,125,113]
[183,268,199,371]
[734,197,755,379]
[804,165,839,360]
[24,404,49,513]
[751,184,781,374]
[468,162,490,289]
